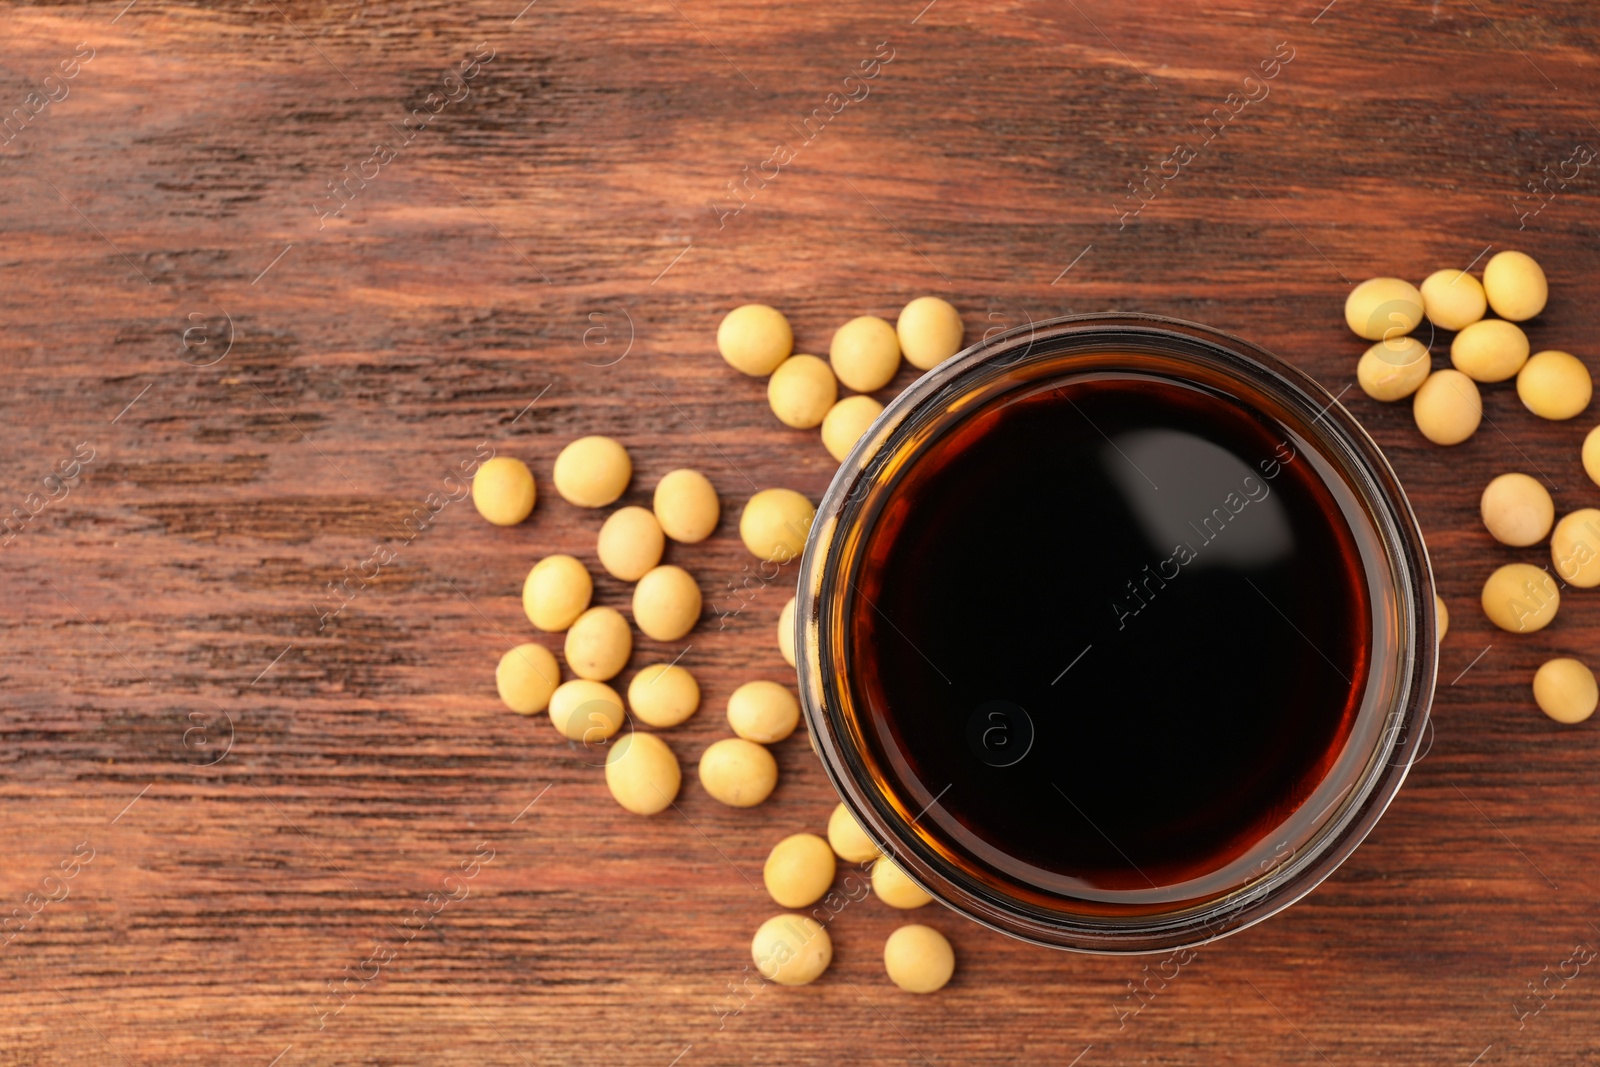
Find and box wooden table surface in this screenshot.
[4,0,1600,1063]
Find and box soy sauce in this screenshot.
[850,372,1370,895]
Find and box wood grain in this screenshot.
[3,0,1600,1063]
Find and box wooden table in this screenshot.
[3,1,1598,1063]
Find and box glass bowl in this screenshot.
[793,313,1436,953]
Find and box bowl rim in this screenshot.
[793,311,1437,954]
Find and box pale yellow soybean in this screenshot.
[1436,594,1449,642]
[884,924,955,994]
[1550,509,1600,588]
[1413,370,1482,445]
[627,663,700,727]
[768,355,838,429]
[699,737,778,807]
[605,732,681,814]
[523,554,593,632]
[1450,319,1529,383]
[827,802,880,863]
[495,642,560,714]
[821,395,884,462]
[552,435,631,507]
[1481,563,1560,633]
[896,296,964,371]
[563,606,632,680]
[740,488,815,563]
[751,914,831,985]
[718,304,793,377]
[596,505,664,581]
[1344,277,1424,341]
[1517,350,1593,421]
[1533,658,1598,724]
[471,456,537,526]
[778,596,797,668]
[1483,250,1548,321]
[653,468,719,544]
[764,832,836,908]
[1584,426,1600,488]
[1479,472,1554,546]
[872,856,932,909]
[1419,269,1488,331]
[727,680,800,743]
[830,315,901,392]
[548,679,625,742]
[1357,336,1431,402]
[632,565,701,641]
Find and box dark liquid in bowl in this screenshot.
[852,373,1371,894]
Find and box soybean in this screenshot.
[1550,509,1600,588]
[883,924,955,994]
[1357,337,1430,402]
[1413,370,1482,445]
[1436,594,1449,642]
[768,355,838,429]
[495,642,560,714]
[1483,250,1548,321]
[1479,472,1554,547]
[1583,426,1600,488]
[751,914,831,985]
[872,856,932,909]
[718,304,793,376]
[1533,658,1598,724]
[1419,269,1487,331]
[727,680,800,743]
[627,663,701,727]
[699,737,778,807]
[601,735,675,819]
[553,435,631,508]
[1518,350,1592,421]
[597,505,664,581]
[830,315,901,392]
[896,296,964,371]
[1480,563,1559,633]
[632,565,701,641]
[564,606,632,680]
[740,488,815,563]
[827,802,880,863]
[1344,277,1424,341]
[653,468,719,544]
[523,555,593,632]
[605,732,681,814]
[471,456,536,526]
[763,832,837,908]
[548,679,625,742]
[1450,319,1529,383]
[821,395,884,462]
[778,596,797,668]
